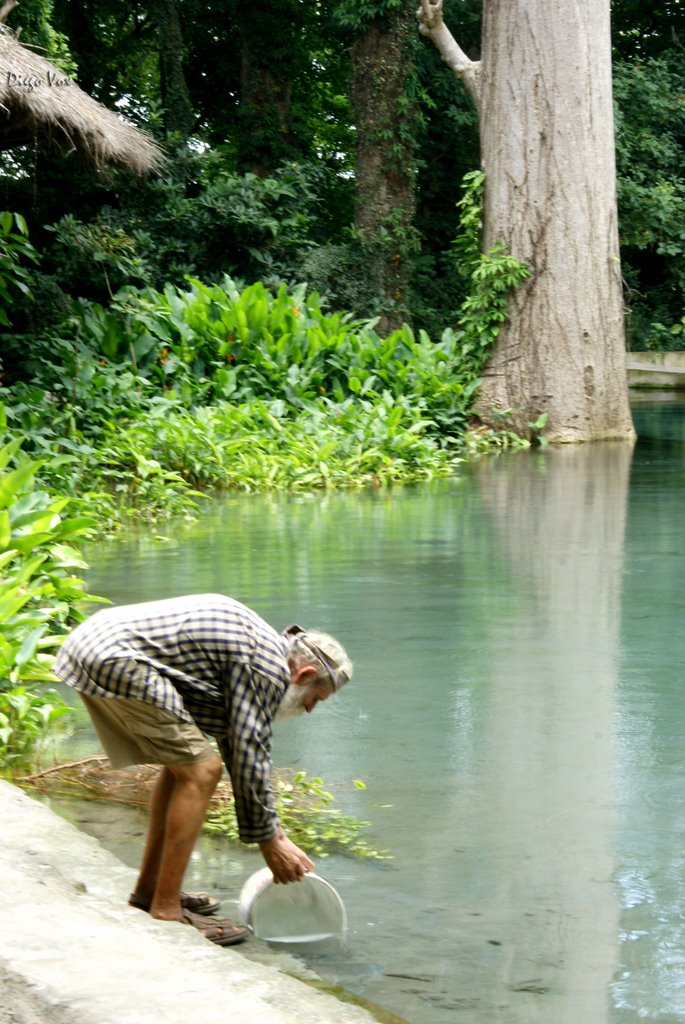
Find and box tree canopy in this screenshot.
[0,0,682,354]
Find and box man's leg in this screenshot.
[133,754,223,920]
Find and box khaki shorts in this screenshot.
[80,693,216,769]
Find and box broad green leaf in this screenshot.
[15,626,47,668]
[0,463,39,509]
[0,548,18,571]
[45,543,89,570]
[0,438,23,470]
[0,508,10,550]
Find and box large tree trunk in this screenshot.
[419,0,635,443]
[477,0,633,442]
[351,3,417,335]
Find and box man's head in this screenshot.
[276,626,353,721]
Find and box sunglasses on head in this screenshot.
[283,624,345,692]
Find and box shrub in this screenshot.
[0,403,98,775]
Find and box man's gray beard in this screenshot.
[274,685,307,722]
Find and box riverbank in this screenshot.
[0,780,382,1024]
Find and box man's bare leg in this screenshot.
[132,755,223,920]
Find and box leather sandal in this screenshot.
[180,908,249,946]
[129,890,222,917]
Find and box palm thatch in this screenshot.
[0,29,164,174]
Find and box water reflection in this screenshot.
[50,405,685,1024]
[471,443,633,1023]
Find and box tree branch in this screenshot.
[416,0,481,109]
[0,0,19,25]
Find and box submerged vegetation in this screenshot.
[205,771,392,860]
[20,758,391,861]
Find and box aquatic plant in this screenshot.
[204,771,392,861]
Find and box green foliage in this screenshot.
[0,213,39,328]
[7,0,76,73]
[0,686,72,778]
[451,171,531,378]
[46,215,148,300]
[2,271,481,534]
[613,55,685,346]
[71,275,473,427]
[1,180,539,537]
[204,771,392,860]
[2,381,205,534]
[463,408,548,454]
[1,172,536,538]
[30,157,342,305]
[0,404,99,776]
[3,0,681,348]
[1,0,471,334]
[0,407,96,687]
[103,390,462,495]
[612,0,685,60]
[457,242,531,374]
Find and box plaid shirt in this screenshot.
[54,594,290,843]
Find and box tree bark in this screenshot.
[351,2,417,335]
[154,0,194,140]
[419,0,635,443]
[234,0,303,176]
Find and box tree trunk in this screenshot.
[234,0,303,176]
[351,3,417,335]
[419,0,635,443]
[477,0,634,441]
[155,0,194,140]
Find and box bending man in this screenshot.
[54,593,352,946]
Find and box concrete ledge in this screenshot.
[627,351,685,368]
[0,781,379,1024]
[627,351,685,389]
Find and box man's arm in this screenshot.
[219,729,316,882]
[219,667,316,882]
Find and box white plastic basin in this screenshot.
[238,867,347,954]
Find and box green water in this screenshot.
[51,398,685,1024]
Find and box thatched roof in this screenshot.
[0,29,164,174]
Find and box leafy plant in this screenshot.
[0,686,72,778]
[0,402,100,773]
[204,771,392,861]
[0,212,39,328]
[613,55,685,345]
[46,214,148,300]
[1,239,535,540]
[451,171,531,379]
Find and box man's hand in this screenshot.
[259,829,315,883]
[417,0,444,37]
